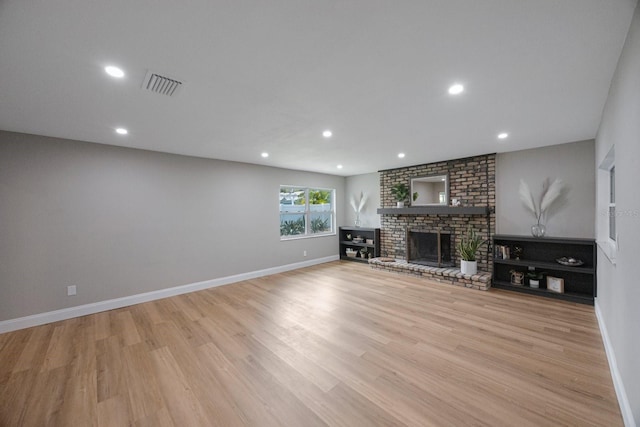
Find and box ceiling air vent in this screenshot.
[141,70,183,97]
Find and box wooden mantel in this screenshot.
[377,206,490,215]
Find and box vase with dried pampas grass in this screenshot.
[350,191,367,227]
[518,178,565,237]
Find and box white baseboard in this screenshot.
[595,300,636,427]
[0,255,339,334]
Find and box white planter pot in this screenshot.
[529,279,540,289]
[460,260,477,275]
[396,201,404,208]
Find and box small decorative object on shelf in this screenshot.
[513,245,523,260]
[556,257,584,266]
[359,248,368,258]
[345,248,357,258]
[510,270,524,285]
[346,233,352,240]
[526,271,545,289]
[519,178,565,237]
[547,276,565,293]
[531,223,546,237]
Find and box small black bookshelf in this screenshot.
[339,227,380,263]
[492,235,596,305]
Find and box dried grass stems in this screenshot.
[519,178,566,224]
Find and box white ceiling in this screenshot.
[0,1,636,176]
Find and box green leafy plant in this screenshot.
[526,271,545,280]
[310,217,330,233]
[280,218,305,236]
[390,183,410,203]
[457,225,487,261]
[309,190,331,205]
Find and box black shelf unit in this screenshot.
[492,235,596,305]
[339,227,380,263]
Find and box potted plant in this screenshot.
[359,248,368,259]
[457,225,487,275]
[526,271,545,288]
[390,183,410,208]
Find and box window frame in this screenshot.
[279,186,336,240]
[608,166,616,243]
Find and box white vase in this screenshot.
[396,201,404,208]
[460,260,477,275]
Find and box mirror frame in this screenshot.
[410,174,449,206]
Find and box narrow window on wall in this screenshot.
[279,186,335,239]
[609,166,616,241]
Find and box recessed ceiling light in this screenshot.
[398,153,405,158]
[337,164,343,169]
[115,127,128,135]
[105,66,125,78]
[498,132,509,140]
[322,130,333,138]
[448,83,464,95]
[261,152,269,158]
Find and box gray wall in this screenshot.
[595,2,640,424]
[496,140,595,238]
[343,172,381,229]
[0,131,345,321]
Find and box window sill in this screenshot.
[596,240,617,265]
[281,232,336,242]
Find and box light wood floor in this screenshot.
[0,261,622,426]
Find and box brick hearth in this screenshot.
[369,258,492,291]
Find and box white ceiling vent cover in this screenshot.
[141,70,183,97]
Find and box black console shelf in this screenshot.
[492,235,596,305]
[339,227,380,263]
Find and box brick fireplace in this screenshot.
[378,154,496,274]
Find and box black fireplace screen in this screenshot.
[406,230,453,267]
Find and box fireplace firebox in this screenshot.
[406,229,454,267]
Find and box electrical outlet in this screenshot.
[303,250,307,257]
[67,285,77,296]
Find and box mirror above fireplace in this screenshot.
[410,175,448,206]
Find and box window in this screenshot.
[599,145,616,245]
[280,186,335,239]
[609,166,615,241]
